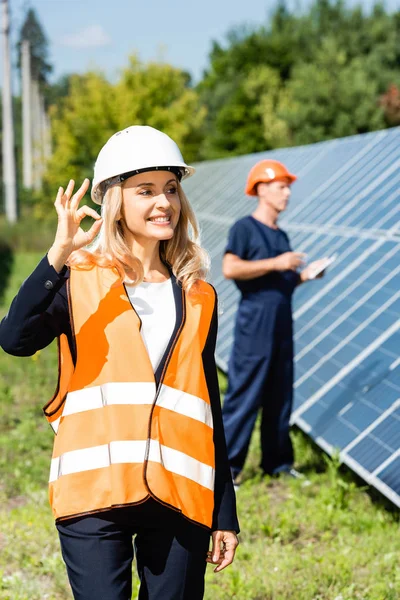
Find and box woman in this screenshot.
[0,125,239,600]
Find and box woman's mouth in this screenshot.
[148,216,172,226]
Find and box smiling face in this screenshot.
[257,178,292,214]
[120,170,181,244]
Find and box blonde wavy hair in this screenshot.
[68,181,209,291]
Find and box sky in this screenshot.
[4,0,400,91]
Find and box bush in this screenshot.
[0,241,13,303]
[0,214,56,253]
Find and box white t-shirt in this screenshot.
[125,278,175,372]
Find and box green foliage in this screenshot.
[198,0,400,158]
[41,70,116,208]
[201,64,286,158]
[0,254,399,599]
[0,241,13,304]
[380,84,400,126]
[16,7,52,86]
[39,56,206,216]
[114,57,205,163]
[276,39,393,145]
[0,215,56,253]
[10,0,400,222]
[45,74,74,108]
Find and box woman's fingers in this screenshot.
[213,545,235,573]
[211,531,222,564]
[54,180,75,211]
[70,178,90,210]
[54,178,90,213]
[84,218,103,244]
[54,186,65,211]
[208,531,239,573]
[74,205,102,246]
[63,179,75,203]
[75,205,101,223]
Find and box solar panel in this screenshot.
[183,127,400,507]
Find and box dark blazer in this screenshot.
[0,256,239,533]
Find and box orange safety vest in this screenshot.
[43,265,217,528]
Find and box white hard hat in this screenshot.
[91,125,195,204]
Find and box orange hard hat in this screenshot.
[245,159,297,196]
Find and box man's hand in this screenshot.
[273,252,305,272]
[207,530,239,572]
[300,259,329,282]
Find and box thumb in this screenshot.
[85,218,103,243]
[212,532,222,562]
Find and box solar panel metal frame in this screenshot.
[183,127,400,508]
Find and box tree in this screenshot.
[40,57,205,215]
[201,65,288,158]
[42,72,117,203]
[275,38,391,145]
[16,7,52,86]
[198,0,400,158]
[380,84,400,126]
[112,56,205,163]
[46,74,74,107]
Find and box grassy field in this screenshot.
[0,253,399,600]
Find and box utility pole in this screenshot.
[1,0,17,222]
[21,39,32,189]
[31,77,41,191]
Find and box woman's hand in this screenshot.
[48,179,103,272]
[207,530,239,572]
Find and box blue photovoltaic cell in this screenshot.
[347,405,400,473]
[183,127,400,507]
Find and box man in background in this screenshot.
[222,160,327,487]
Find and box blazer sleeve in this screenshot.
[202,292,240,533]
[0,255,71,357]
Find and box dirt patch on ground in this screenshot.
[6,494,27,510]
[266,480,292,505]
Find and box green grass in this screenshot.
[0,254,399,599]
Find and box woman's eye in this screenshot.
[167,187,177,194]
[140,189,152,196]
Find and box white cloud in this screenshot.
[60,25,111,49]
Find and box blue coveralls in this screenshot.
[222,216,300,478]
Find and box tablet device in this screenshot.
[308,254,337,279]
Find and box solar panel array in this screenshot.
[183,127,400,507]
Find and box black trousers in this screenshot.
[223,336,294,478]
[56,498,211,600]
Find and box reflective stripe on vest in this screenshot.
[43,265,216,528]
[49,440,214,490]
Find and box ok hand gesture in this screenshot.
[48,179,103,272]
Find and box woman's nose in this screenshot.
[155,193,170,208]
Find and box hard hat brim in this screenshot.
[91,164,195,205]
[245,173,297,196]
